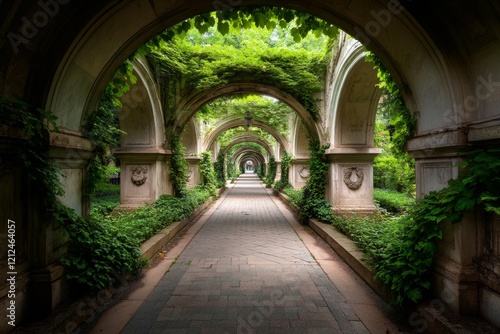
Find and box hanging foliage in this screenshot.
[365,52,417,154]
[147,16,328,121]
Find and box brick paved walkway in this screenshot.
[122,174,370,334]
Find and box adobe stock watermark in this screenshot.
[8,0,71,54]
[6,219,17,327]
[353,0,404,46]
[443,74,500,126]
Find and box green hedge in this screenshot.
[373,188,415,214]
[62,185,214,291]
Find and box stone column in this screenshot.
[186,156,201,188]
[407,132,483,315]
[290,158,309,189]
[27,132,94,319]
[325,148,381,215]
[114,147,172,208]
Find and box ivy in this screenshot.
[365,52,417,154]
[169,133,190,197]
[199,151,218,196]
[344,148,500,308]
[0,95,64,210]
[274,151,292,192]
[141,8,339,52]
[147,20,327,121]
[226,160,238,183]
[265,156,277,188]
[197,95,293,137]
[82,62,135,197]
[214,151,226,188]
[297,139,333,224]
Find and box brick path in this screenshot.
[122,174,370,334]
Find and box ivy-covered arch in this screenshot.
[223,136,273,159]
[204,117,291,155]
[328,38,381,149]
[175,83,321,143]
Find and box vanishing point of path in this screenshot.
[91,174,405,334]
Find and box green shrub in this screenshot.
[62,186,213,291]
[283,186,303,208]
[374,188,414,214]
[275,151,292,191]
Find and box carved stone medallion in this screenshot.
[299,165,310,179]
[131,166,148,186]
[343,167,364,190]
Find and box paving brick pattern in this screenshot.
[122,174,369,334]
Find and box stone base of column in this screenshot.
[114,147,172,208]
[325,148,381,216]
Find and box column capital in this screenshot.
[325,148,382,162]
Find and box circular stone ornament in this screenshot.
[131,166,148,186]
[343,167,364,190]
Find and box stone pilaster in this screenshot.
[290,158,309,189]
[114,147,172,208]
[325,148,381,214]
[407,131,482,315]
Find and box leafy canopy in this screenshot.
[197,94,293,136]
[146,12,330,120]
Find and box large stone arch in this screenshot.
[2,1,500,328]
[222,136,273,160]
[324,38,382,213]
[176,83,320,142]
[112,57,171,207]
[20,0,472,144]
[233,150,266,173]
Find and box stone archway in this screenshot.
[2,1,500,328]
[325,37,382,213]
[113,57,172,207]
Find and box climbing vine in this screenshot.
[170,133,190,197]
[298,139,333,224]
[0,95,63,209]
[199,150,218,196]
[274,151,293,191]
[214,151,226,188]
[365,52,417,153]
[265,156,277,188]
[147,17,327,120]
